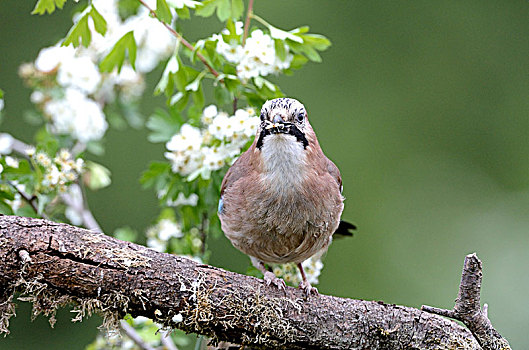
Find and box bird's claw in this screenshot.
[264,271,286,291]
[299,280,319,297]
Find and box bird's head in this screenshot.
[255,98,313,150]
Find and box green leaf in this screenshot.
[31,0,67,15]
[90,5,107,36]
[84,161,111,190]
[0,188,15,202]
[254,77,276,91]
[286,30,331,63]
[140,161,171,189]
[86,140,105,155]
[274,39,286,61]
[0,201,14,215]
[36,193,50,216]
[231,0,244,20]
[175,6,190,19]
[62,10,91,48]
[288,41,322,62]
[118,0,141,18]
[300,33,331,51]
[216,0,231,21]
[195,0,217,17]
[191,84,205,111]
[61,4,107,47]
[156,0,173,24]
[114,227,138,242]
[214,84,231,106]
[195,0,232,21]
[289,53,308,70]
[99,31,137,72]
[146,108,182,143]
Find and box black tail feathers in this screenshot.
[334,220,357,237]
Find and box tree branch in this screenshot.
[242,0,254,47]
[0,215,505,349]
[137,0,221,79]
[422,254,511,350]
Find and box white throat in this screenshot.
[260,134,307,192]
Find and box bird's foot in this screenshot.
[263,271,286,291]
[299,280,319,297]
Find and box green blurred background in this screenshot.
[1,0,528,348]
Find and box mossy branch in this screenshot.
[0,215,509,349]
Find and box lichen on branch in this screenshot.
[0,215,491,349]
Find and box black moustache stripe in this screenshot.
[256,124,309,150]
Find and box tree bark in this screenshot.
[0,215,507,349]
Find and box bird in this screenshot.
[218,97,355,296]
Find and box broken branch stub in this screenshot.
[422,254,511,350]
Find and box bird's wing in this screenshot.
[220,151,251,196]
[325,157,343,193]
[324,157,358,235]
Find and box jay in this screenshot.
[218,97,355,295]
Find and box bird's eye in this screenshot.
[296,113,305,123]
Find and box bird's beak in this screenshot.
[264,114,291,134]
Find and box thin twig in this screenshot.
[160,329,178,350]
[10,138,33,156]
[120,320,156,350]
[137,0,220,78]
[7,180,48,220]
[232,97,238,114]
[199,212,208,257]
[242,0,254,46]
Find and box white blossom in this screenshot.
[5,156,19,168]
[36,152,51,167]
[57,55,101,94]
[215,34,243,64]
[64,184,84,226]
[146,237,166,252]
[207,112,229,140]
[0,133,14,154]
[166,124,203,152]
[202,146,226,171]
[167,192,199,207]
[43,165,61,187]
[201,104,218,124]
[34,45,76,72]
[157,219,183,241]
[30,91,45,104]
[115,65,145,102]
[165,106,258,178]
[167,0,201,9]
[25,146,36,157]
[44,88,107,143]
[123,8,175,73]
